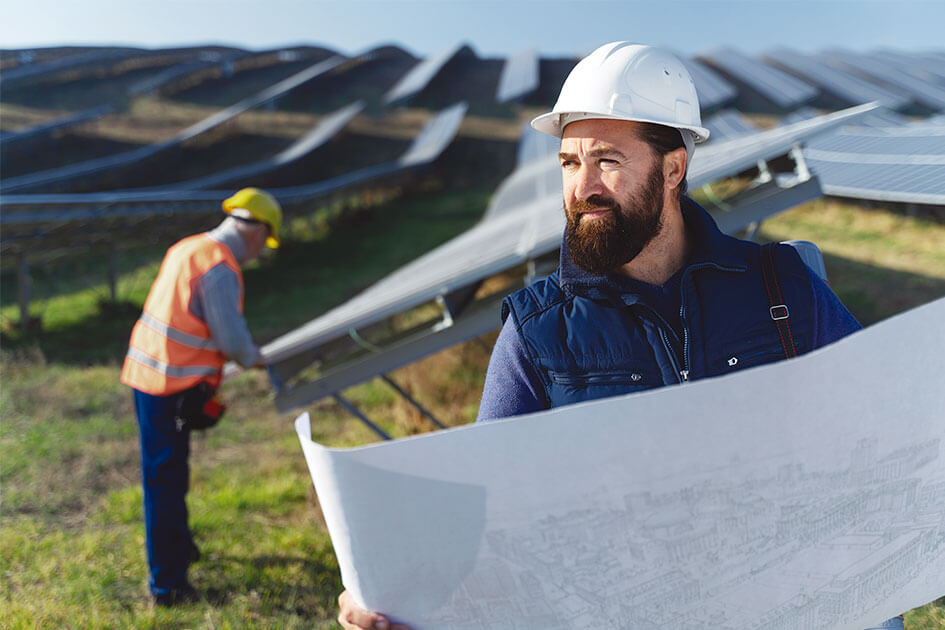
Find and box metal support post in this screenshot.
[744,221,762,242]
[755,159,773,184]
[434,294,455,331]
[789,144,811,182]
[108,244,119,302]
[380,374,447,430]
[332,393,392,440]
[17,252,31,328]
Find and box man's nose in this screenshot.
[570,163,603,200]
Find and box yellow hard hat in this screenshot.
[222,187,282,249]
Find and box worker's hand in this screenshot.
[337,590,412,630]
[252,348,267,369]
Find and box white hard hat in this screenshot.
[532,42,710,154]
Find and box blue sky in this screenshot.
[2,0,942,59]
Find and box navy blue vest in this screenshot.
[502,199,814,409]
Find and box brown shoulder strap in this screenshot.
[760,243,797,359]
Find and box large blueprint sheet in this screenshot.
[296,297,945,630]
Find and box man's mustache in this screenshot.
[569,195,619,216]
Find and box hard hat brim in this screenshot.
[531,111,710,144]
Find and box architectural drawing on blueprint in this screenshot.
[434,440,944,630]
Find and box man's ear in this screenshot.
[663,147,687,191]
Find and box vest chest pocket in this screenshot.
[549,369,661,394]
[711,333,807,375]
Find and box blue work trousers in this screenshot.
[133,388,193,596]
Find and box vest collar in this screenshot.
[558,197,747,303]
[207,219,249,264]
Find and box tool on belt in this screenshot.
[175,382,226,432]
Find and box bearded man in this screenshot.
[336,42,902,630]
[475,43,862,422]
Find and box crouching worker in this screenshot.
[120,187,282,605]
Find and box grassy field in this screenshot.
[2,192,944,628]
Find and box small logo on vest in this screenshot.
[630,373,643,382]
[727,357,738,367]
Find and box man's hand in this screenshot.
[337,590,412,630]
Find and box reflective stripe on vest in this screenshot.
[120,233,243,395]
[126,347,220,379]
[138,312,219,352]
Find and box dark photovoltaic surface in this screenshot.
[804,123,945,204]
[702,47,818,109]
[496,48,539,103]
[765,48,910,110]
[821,49,945,111]
[679,56,737,112]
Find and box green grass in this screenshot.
[2,195,944,627]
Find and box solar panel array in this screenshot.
[1,102,468,230]
[822,49,945,111]
[871,50,945,85]
[765,48,910,110]
[702,47,818,109]
[2,56,347,193]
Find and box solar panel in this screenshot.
[701,48,818,109]
[383,43,464,104]
[703,109,758,142]
[0,48,142,87]
[126,55,246,96]
[496,48,539,103]
[779,106,822,125]
[163,101,365,190]
[678,56,737,111]
[804,124,945,204]
[821,49,945,111]
[784,106,912,129]
[1,56,347,193]
[260,104,876,368]
[871,50,945,85]
[0,105,115,146]
[396,102,468,166]
[765,48,910,110]
[515,122,560,167]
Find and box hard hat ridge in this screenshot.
[531,42,710,146]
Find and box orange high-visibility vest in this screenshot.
[120,233,244,396]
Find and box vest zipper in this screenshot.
[677,261,743,385]
[656,324,686,384]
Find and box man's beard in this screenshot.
[565,165,665,275]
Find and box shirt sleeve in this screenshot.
[807,265,862,349]
[196,263,259,368]
[476,317,546,423]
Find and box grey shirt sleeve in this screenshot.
[194,262,258,368]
